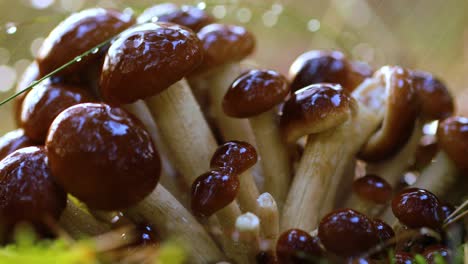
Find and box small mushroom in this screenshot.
[422,245,452,264]
[391,188,444,230]
[0,129,36,160]
[137,3,215,31]
[46,102,223,262]
[210,141,260,213]
[224,69,292,206]
[318,208,379,257]
[345,174,392,216]
[289,50,372,92]
[235,212,261,262]
[256,193,280,246]
[0,147,67,241]
[21,81,92,143]
[13,61,39,127]
[37,8,134,77]
[100,22,218,186]
[276,228,324,263]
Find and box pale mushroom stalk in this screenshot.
[59,199,110,238]
[235,213,261,263]
[237,170,260,213]
[256,193,279,250]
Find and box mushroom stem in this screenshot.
[59,199,110,238]
[256,193,279,245]
[238,169,261,213]
[235,213,261,263]
[282,104,380,231]
[249,110,291,208]
[366,121,424,187]
[126,184,225,263]
[144,79,218,183]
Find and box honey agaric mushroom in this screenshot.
[13,61,39,127]
[46,103,223,263]
[256,193,280,246]
[100,22,218,185]
[137,3,215,31]
[0,147,67,241]
[223,69,291,206]
[235,212,261,262]
[289,50,372,92]
[190,167,250,263]
[276,228,324,263]
[0,129,35,160]
[190,23,256,143]
[210,141,260,213]
[21,81,92,143]
[345,174,392,216]
[36,8,134,78]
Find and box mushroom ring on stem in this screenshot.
[46,103,224,263]
[223,69,292,207]
[100,22,218,185]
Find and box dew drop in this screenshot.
[197,2,207,10]
[91,48,99,54]
[5,23,17,35]
[75,57,82,62]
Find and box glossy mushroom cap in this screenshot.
[46,103,160,210]
[391,188,444,229]
[14,62,39,126]
[276,229,323,264]
[439,203,455,222]
[21,82,92,143]
[0,147,66,238]
[289,50,372,93]
[190,167,239,217]
[373,218,395,243]
[137,4,215,32]
[195,24,255,73]
[437,116,468,170]
[355,66,418,161]
[100,22,203,105]
[411,71,454,121]
[318,208,378,257]
[352,174,392,204]
[280,83,356,143]
[394,252,414,264]
[0,129,36,160]
[37,8,135,77]
[223,69,290,118]
[210,141,257,174]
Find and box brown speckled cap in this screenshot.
[352,174,392,204]
[223,69,290,118]
[0,129,36,161]
[21,82,92,143]
[46,103,161,210]
[196,24,255,73]
[210,141,257,174]
[37,8,134,77]
[280,83,356,143]
[437,116,468,170]
[356,66,419,161]
[137,4,215,32]
[411,70,454,121]
[100,22,203,105]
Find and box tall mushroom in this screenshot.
[223,69,291,206]
[99,22,218,185]
[46,103,224,263]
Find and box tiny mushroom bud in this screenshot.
[352,174,392,205]
[191,167,239,217]
[276,229,324,264]
[137,4,215,32]
[391,188,444,230]
[0,147,67,239]
[318,208,379,257]
[37,8,135,77]
[0,129,36,160]
[373,218,395,243]
[46,103,161,210]
[21,81,92,143]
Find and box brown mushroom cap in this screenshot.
[210,140,258,174]
[37,8,134,77]
[0,129,36,161]
[0,147,67,239]
[195,23,255,73]
[280,83,356,143]
[352,174,392,204]
[46,103,160,210]
[14,62,40,127]
[357,66,419,161]
[437,116,468,170]
[223,69,290,118]
[411,71,454,121]
[276,229,324,263]
[190,167,239,217]
[99,22,203,105]
[21,82,92,143]
[137,4,215,32]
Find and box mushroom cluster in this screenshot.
[0,3,466,264]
